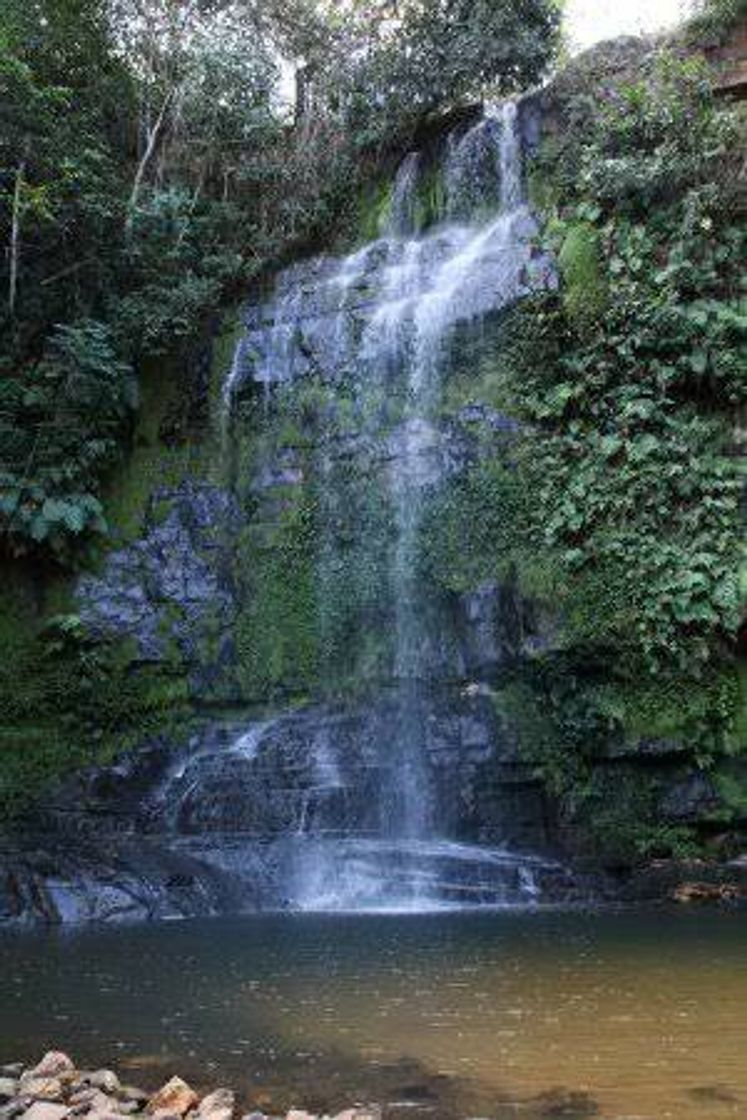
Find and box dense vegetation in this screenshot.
[430,42,746,857]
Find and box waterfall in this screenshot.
[220,101,560,911]
[381,151,421,238]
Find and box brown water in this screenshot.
[2,909,746,1119]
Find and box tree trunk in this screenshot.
[126,88,175,234]
[8,156,26,317]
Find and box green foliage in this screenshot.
[342,0,562,147]
[421,47,746,855]
[0,320,135,562]
[493,661,728,859]
[686,0,747,40]
[507,52,745,677]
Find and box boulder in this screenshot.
[146,1080,198,1118]
[28,1059,74,1082]
[18,1081,64,1103]
[195,1090,234,1120]
[19,1105,70,1120]
[69,1088,113,1114]
[87,1075,120,1098]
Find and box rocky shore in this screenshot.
[0,1054,379,1120]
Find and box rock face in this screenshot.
[78,482,240,673]
[1,694,594,924]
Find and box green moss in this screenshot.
[104,356,201,544]
[413,160,447,232]
[234,491,320,701]
[593,663,744,759]
[421,458,526,593]
[557,221,607,327]
[207,308,243,457]
[0,563,193,821]
[357,180,393,243]
[527,149,562,213]
[104,310,242,544]
[441,317,515,416]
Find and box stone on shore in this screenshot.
[195,1090,234,1120]
[331,1109,382,1120]
[18,1081,64,1104]
[19,1104,70,1120]
[28,1059,74,1082]
[146,1080,198,1118]
[87,1076,120,1098]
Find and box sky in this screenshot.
[565,0,697,51]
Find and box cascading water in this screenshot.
[218,101,562,911]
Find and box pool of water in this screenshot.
[2,909,746,1120]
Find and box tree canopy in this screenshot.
[0,0,561,562]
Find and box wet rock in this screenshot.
[0,1084,17,1103]
[533,1089,599,1117]
[68,1088,113,1115]
[195,1090,234,1120]
[77,482,239,676]
[147,1079,198,1118]
[672,881,744,904]
[86,1076,120,1098]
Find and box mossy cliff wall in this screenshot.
[1,28,745,875]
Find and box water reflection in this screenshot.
[2,910,746,1120]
